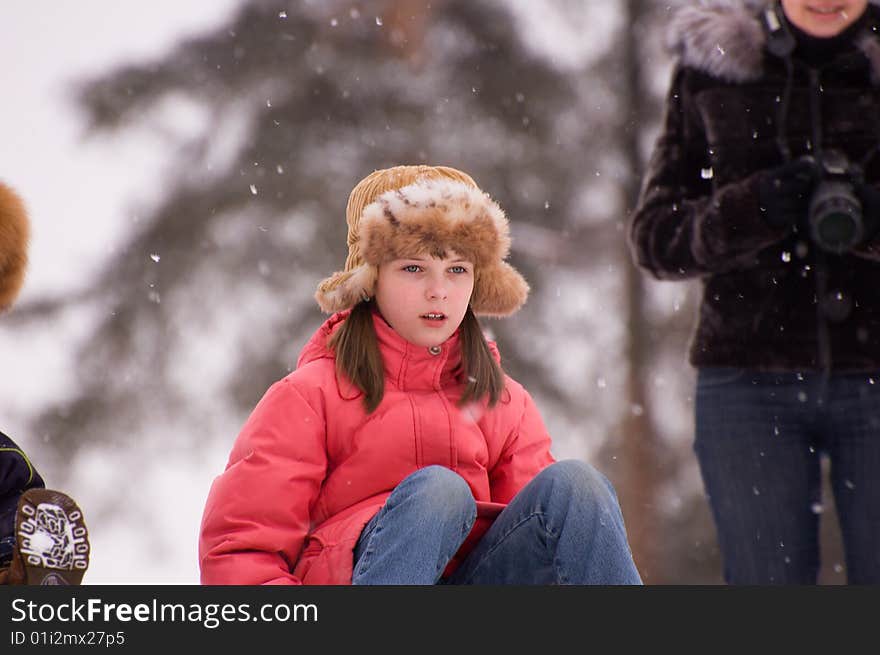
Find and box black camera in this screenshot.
[808,150,864,254]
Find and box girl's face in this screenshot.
[374,252,475,348]
[780,0,869,37]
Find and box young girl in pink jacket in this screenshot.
[199,165,641,585]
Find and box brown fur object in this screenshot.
[316,166,529,317]
[0,182,29,312]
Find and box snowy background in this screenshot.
[2,0,244,584]
[1,0,848,585]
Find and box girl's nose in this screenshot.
[426,276,448,300]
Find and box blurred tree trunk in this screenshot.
[617,0,663,583]
[381,0,431,66]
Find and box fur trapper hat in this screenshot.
[0,181,29,312]
[315,165,529,317]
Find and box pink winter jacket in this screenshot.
[199,309,555,584]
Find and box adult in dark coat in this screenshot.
[629,0,880,583]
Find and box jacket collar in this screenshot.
[668,0,880,82]
[295,307,467,395]
[370,309,464,392]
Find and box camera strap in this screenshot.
[762,3,795,59]
[763,3,796,162]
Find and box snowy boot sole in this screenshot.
[15,489,89,585]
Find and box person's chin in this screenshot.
[808,23,846,36]
[409,329,452,349]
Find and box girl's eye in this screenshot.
[450,266,468,274]
[403,264,422,273]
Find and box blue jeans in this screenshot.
[695,367,880,584]
[351,461,642,585]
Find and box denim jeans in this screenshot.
[695,367,880,584]
[351,461,642,585]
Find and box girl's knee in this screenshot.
[539,460,619,507]
[401,465,476,521]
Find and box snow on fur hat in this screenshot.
[315,165,529,317]
[0,181,29,312]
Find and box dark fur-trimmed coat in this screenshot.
[629,0,880,370]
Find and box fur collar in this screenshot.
[668,0,880,82]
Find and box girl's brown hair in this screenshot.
[328,302,504,413]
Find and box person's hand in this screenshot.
[757,156,820,229]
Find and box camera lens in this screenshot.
[808,181,863,254]
[816,205,859,248]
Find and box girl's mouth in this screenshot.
[420,312,447,323]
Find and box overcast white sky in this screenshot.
[2,1,244,298]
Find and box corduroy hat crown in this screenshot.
[315,165,529,317]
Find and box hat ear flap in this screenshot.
[470,262,529,317]
[315,264,378,314]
